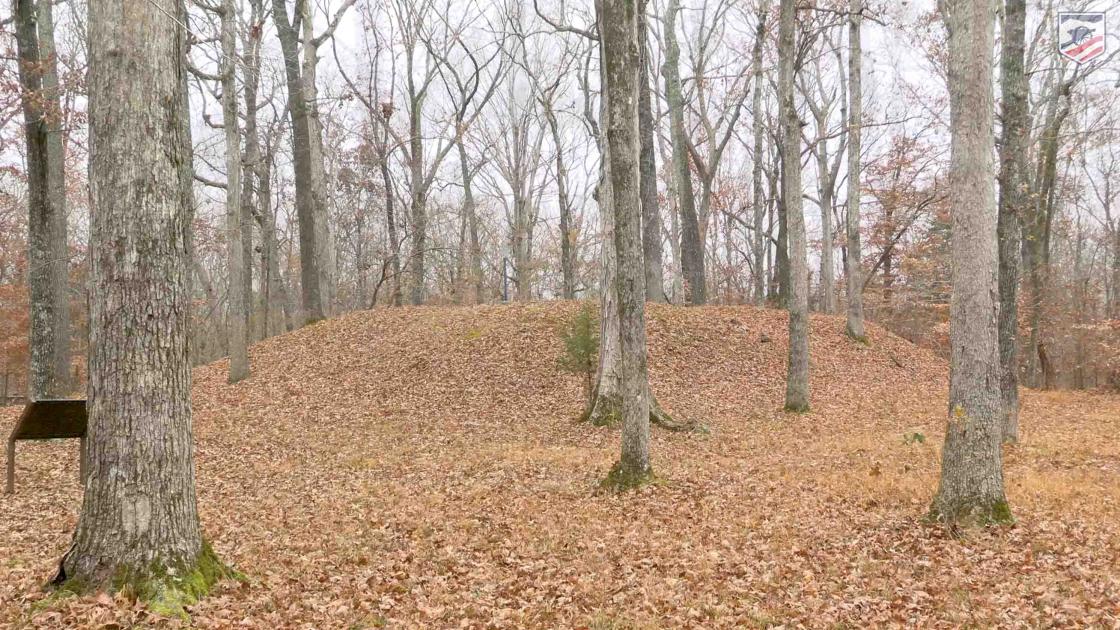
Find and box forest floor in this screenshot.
[1,302,1118,628]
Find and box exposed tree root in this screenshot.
[52,541,240,620]
[927,498,1014,532]
[580,388,705,433]
[599,461,658,492]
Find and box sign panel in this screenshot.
[1058,12,1107,64]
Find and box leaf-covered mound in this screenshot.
[2,302,1118,627]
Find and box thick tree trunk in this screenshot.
[779,0,810,412]
[638,0,665,303]
[751,1,771,306]
[997,0,1027,442]
[223,0,248,383]
[844,0,866,340]
[16,0,70,400]
[63,0,225,601]
[663,0,706,305]
[272,0,328,324]
[601,0,651,483]
[930,0,1010,527]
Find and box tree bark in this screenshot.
[223,0,248,383]
[638,0,665,303]
[662,0,706,305]
[16,0,70,400]
[997,0,1027,442]
[601,0,651,482]
[779,0,810,412]
[300,4,336,313]
[931,0,1010,527]
[844,0,866,340]
[272,0,329,323]
[63,0,224,597]
[408,75,428,305]
[456,139,485,303]
[750,0,770,305]
[815,129,836,314]
[543,106,576,300]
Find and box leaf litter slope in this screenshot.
[1,301,1118,628]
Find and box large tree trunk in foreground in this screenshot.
[638,0,665,304]
[663,0,706,305]
[600,0,650,484]
[779,0,810,412]
[273,0,329,324]
[16,0,70,400]
[930,0,1010,527]
[223,0,248,383]
[844,0,866,341]
[997,0,1027,443]
[62,0,227,605]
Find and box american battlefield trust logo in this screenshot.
[1057,12,1107,64]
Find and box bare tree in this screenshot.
[662,0,705,304]
[272,0,333,322]
[599,0,651,486]
[59,0,229,604]
[930,0,1011,527]
[223,0,248,382]
[844,0,866,340]
[997,0,1027,442]
[637,0,665,303]
[779,0,809,412]
[750,0,771,306]
[15,0,69,399]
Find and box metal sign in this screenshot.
[1058,12,1107,64]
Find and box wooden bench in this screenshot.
[5,399,87,494]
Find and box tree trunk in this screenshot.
[272,0,328,324]
[662,0,706,305]
[456,139,485,303]
[544,107,576,300]
[62,0,226,600]
[300,5,335,314]
[379,145,403,307]
[223,0,248,383]
[16,0,70,400]
[844,0,866,340]
[601,0,651,484]
[1023,78,1070,387]
[242,0,265,339]
[816,137,835,313]
[751,0,770,305]
[773,157,789,305]
[930,0,1010,527]
[997,0,1027,442]
[638,0,665,303]
[408,84,428,305]
[779,0,810,412]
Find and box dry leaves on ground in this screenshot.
[1,302,1118,628]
